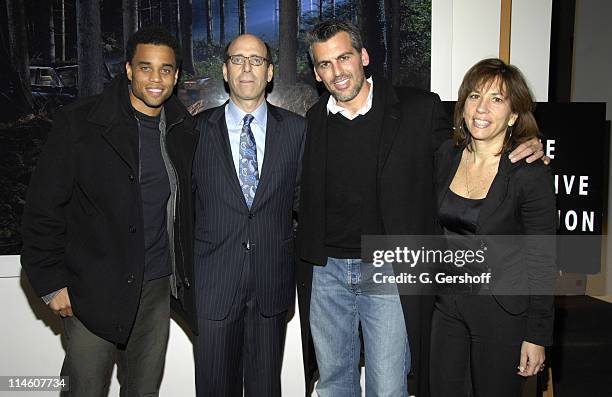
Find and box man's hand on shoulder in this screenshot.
[509,137,550,165]
[49,288,73,317]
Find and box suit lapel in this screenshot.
[101,119,139,172]
[207,106,246,203]
[377,104,402,178]
[251,104,281,210]
[308,100,329,190]
[475,156,512,233]
[437,147,463,211]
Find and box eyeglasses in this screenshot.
[226,55,269,67]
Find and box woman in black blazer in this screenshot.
[429,58,557,397]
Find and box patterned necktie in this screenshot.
[239,114,258,208]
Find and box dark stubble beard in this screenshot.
[328,70,366,103]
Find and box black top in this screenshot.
[135,109,172,281]
[434,139,557,346]
[324,96,385,258]
[438,189,484,235]
[437,188,486,295]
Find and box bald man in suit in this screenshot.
[192,34,306,397]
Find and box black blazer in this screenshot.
[434,139,557,346]
[296,76,452,396]
[192,102,305,320]
[21,74,199,343]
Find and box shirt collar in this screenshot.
[326,76,374,120]
[226,98,268,128]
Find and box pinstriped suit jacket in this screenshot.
[193,102,306,320]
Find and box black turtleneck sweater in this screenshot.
[324,84,386,258]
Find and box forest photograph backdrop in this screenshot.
[0,0,431,255]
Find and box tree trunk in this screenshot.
[122,0,138,52]
[47,0,56,63]
[161,0,180,39]
[77,0,103,97]
[60,0,66,61]
[238,0,246,34]
[176,1,181,42]
[278,0,297,84]
[178,0,195,75]
[358,0,366,36]
[219,0,225,45]
[388,0,400,85]
[272,0,277,34]
[361,0,386,77]
[205,0,213,44]
[5,0,34,113]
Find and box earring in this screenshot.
[459,119,472,147]
[459,119,469,133]
[507,124,514,140]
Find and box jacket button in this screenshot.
[127,274,135,284]
[128,174,135,182]
[129,225,136,233]
[248,213,254,219]
[242,242,250,251]
[184,277,191,288]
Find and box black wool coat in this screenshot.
[296,76,452,397]
[21,74,198,344]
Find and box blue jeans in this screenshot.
[310,257,410,397]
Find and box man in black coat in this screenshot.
[296,20,545,397]
[20,27,198,396]
[192,34,305,396]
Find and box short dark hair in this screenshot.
[453,58,539,154]
[223,36,273,65]
[306,19,363,62]
[125,26,182,69]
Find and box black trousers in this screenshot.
[430,295,527,397]
[193,259,287,397]
[60,276,171,397]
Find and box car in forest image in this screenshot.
[29,64,77,103]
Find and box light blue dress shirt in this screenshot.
[225,99,267,177]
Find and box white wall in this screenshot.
[572,0,612,295]
[0,255,306,396]
[510,0,553,101]
[431,0,552,101]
